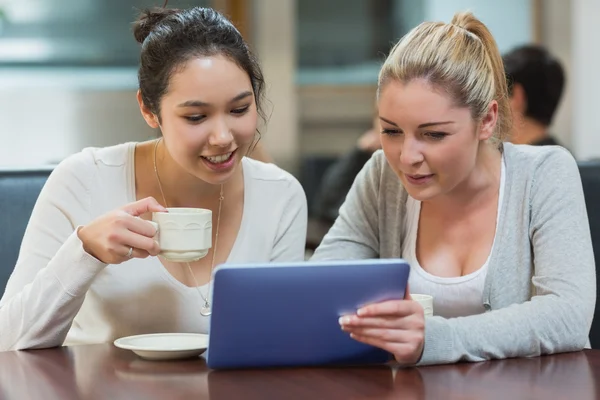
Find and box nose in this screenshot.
[208,117,234,148]
[399,136,424,167]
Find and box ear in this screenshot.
[478,100,498,141]
[137,90,160,129]
[510,83,527,115]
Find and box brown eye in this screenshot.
[185,115,205,122]
[231,105,250,114]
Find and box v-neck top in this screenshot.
[0,142,307,349]
[403,155,506,318]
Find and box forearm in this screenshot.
[0,232,105,351]
[418,293,593,365]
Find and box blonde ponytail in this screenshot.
[379,11,511,146]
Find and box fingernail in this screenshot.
[338,316,350,325]
[357,308,365,316]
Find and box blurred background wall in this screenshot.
[0,0,594,173]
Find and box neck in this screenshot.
[424,143,502,214]
[511,117,549,145]
[153,139,242,208]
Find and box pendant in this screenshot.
[200,302,212,317]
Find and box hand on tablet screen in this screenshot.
[338,285,425,366]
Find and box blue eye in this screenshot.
[425,131,447,140]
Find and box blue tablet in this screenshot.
[206,259,410,369]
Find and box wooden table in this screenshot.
[0,345,597,399]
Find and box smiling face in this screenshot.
[139,54,258,185]
[378,78,497,201]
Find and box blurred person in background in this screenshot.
[503,45,566,147]
[312,111,381,225]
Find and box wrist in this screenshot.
[77,226,100,261]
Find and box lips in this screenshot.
[200,148,237,172]
[404,173,434,186]
[201,149,237,164]
[406,174,432,179]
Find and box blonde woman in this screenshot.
[312,12,595,366]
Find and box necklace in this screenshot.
[153,138,224,317]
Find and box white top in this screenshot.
[403,156,506,318]
[0,143,308,350]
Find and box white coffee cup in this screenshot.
[148,208,212,262]
[411,294,434,317]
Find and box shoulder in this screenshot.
[86,142,136,168]
[357,150,407,198]
[54,142,134,174]
[45,142,135,199]
[504,143,583,222]
[366,149,386,172]
[242,158,307,228]
[242,157,305,195]
[504,142,578,183]
[361,150,403,183]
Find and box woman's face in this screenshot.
[378,78,497,201]
[141,54,258,185]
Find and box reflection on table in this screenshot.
[0,344,598,399]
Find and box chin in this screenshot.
[400,179,441,202]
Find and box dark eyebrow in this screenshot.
[231,91,253,102]
[418,121,454,128]
[379,116,454,128]
[379,117,398,126]
[177,91,253,108]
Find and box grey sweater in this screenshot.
[311,143,596,365]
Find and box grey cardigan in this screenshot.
[311,143,596,366]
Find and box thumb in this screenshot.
[122,197,168,217]
[404,283,411,300]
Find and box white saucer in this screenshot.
[114,333,209,361]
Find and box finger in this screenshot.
[339,315,407,329]
[357,300,417,318]
[119,245,151,260]
[349,334,417,364]
[404,283,411,300]
[126,216,158,238]
[119,230,161,256]
[344,327,414,343]
[122,197,167,217]
[132,248,151,259]
[349,333,398,355]
[105,218,160,255]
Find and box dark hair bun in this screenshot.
[133,7,179,44]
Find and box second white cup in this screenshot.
[411,294,434,317]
